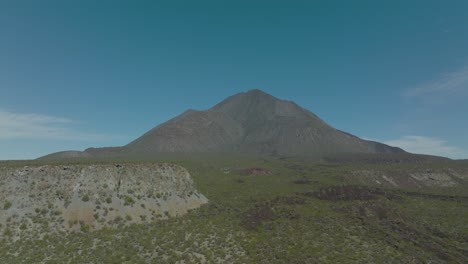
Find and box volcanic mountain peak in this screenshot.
[212,89,318,122]
[39,89,404,159]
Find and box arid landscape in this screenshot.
[2,2,468,263]
[1,91,467,263]
[1,155,467,263]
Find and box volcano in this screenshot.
[40,89,403,159]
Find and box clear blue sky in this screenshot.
[1,0,467,160]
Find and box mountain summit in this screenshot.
[40,89,403,159]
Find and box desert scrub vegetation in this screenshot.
[81,194,90,202]
[0,156,467,263]
[80,223,90,233]
[123,195,135,206]
[3,200,12,210]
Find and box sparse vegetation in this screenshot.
[123,195,135,206]
[80,223,90,233]
[81,194,90,202]
[0,156,466,263]
[3,200,12,210]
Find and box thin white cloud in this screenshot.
[382,135,467,159]
[0,110,123,141]
[404,66,468,100]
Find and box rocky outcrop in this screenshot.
[0,163,207,238]
[349,168,468,188]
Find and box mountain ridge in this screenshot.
[39,89,404,160]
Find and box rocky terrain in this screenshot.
[310,153,468,188]
[349,168,468,188]
[40,89,403,160]
[0,163,207,239]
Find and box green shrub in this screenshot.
[124,195,135,206]
[82,195,90,202]
[55,190,64,198]
[3,228,12,236]
[3,200,12,210]
[80,224,90,233]
[106,197,112,204]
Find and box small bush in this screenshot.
[3,200,12,210]
[3,228,12,236]
[82,195,90,202]
[106,197,112,204]
[80,224,90,233]
[55,190,64,198]
[124,196,135,206]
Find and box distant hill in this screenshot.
[40,89,404,160]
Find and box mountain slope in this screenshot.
[126,109,244,153]
[40,89,403,159]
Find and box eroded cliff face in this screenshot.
[0,163,208,238]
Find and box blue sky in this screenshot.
[1,0,467,160]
